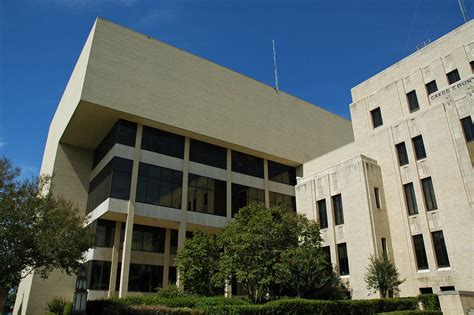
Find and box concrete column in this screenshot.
[177,137,190,287]
[108,220,122,297]
[162,228,171,287]
[264,159,270,207]
[118,124,143,298]
[226,149,232,219]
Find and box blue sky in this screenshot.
[0,0,472,178]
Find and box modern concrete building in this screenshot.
[296,19,474,310]
[13,16,474,315]
[13,18,354,315]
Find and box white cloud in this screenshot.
[133,9,177,29]
[0,141,7,148]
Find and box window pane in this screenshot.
[268,160,296,185]
[461,116,474,142]
[141,126,184,158]
[447,69,460,84]
[322,246,331,264]
[374,187,381,209]
[94,219,116,248]
[421,177,437,211]
[88,261,111,290]
[407,90,420,112]
[370,107,383,128]
[403,183,418,215]
[189,139,227,169]
[337,243,349,275]
[412,135,427,160]
[432,231,450,268]
[413,234,429,270]
[425,80,438,95]
[232,184,264,217]
[317,199,328,229]
[396,142,409,166]
[232,151,264,178]
[332,194,344,225]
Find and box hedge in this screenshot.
[102,304,202,315]
[377,311,442,315]
[417,294,440,311]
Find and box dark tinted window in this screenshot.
[188,174,226,217]
[170,229,178,255]
[381,238,387,257]
[337,243,349,275]
[189,140,227,169]
[432,231,450,268]
[471,61,474,73]
[268,161,296,185]
[413,234,429,270]
[419,287,433,294]
[86,157,133,213]
[95,219,116,248]
[136,163,182,209]
[407,90,420,112]
[447,69,460,84]
[332,194,344,225]
[141,126,184,159]
[374,187,381,209]
[93,120,137,168]
[403,183,418,215]
[412,135,427,160]
[461,116,474,142]
[120,224,165,253]
[231,184,265,217]
[168,266,177,285]
[232,151,264,178]
[425,80,438,95]
[269,192,296,211]
[440,286,455,292]
[396,142,409,166]
[322,246,331,264]
[86,260,111,290]
[421,177,437,211]
[371,107,383,128]
[317,199,328,229]
[128,264,163,292]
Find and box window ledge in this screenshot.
[417,269,430,273]
[340,275,350,279]
[437,267,452,272]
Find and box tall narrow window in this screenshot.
[332,194,344,225]
[371,107,383,128]
[421,177,437,211]
[322,246,331,264]
[412,234,429,270]
[425,80,438,95]
[396,142,409,166]
[374,187,381,209]
[381,238,388,257]
[317,199,328,229]
[406,90,420,112]
[446,69,460,84]
[461,116,474,142]
[471,61,474,73]
[412,135,427,160]
[403,183,418,215]
[432,231,450,268]
[337,243,349,275]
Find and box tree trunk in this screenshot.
[0,287,8,315]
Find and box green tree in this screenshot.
[175,230,221,296]
[0,157,93,313]
[364,254,405,298]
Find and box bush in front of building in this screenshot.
[45,297,73,315]
[102,304,202,315]
[377,311,442,315]
[417,294,440,311]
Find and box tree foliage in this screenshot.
[364,254,405,298]
[0,157,93,310]
[177,203,347,303]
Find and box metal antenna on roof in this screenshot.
[458,0,470,23]
[272,40,279,91]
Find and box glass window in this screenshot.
[128,264,163,292]
[381,238,388,257]
[419,287,433,294]
[317,199,328,229]
[432,231,450,268]
[141,126,184,159]
[446,69,460,84]
[168,266,177,285]
[332,194,344,225]
[413,234,429,270]
[231,184,265,217]
[471,61,474,73]
[94,219,116,248]
[407,90,420,112]
[421,177,437,211]
[269,191,296,211]
[93,120,137,168]
[403,183,418,215]
[425,80,438,95]
[86,157,133,213]
[232,151,264,178]
[461,116,474,142]
[189,139,227,169]
[412,135,427,160]
[188,174,226,216]
[371,107,383,128]
[170,229,178,255]
[374,187,381,209]
[337,243,349,275]
[396,142,409,166]
[268,161,296,185]
[136,163,183,209]
[322,246,331,264]
[120,224,166,253]
[440,286,455,292]
[87,260,111,290]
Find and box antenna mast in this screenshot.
[458,0,470,23]
[272,40,279,90]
